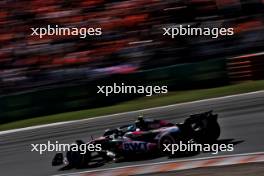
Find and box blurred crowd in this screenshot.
[0,0,264,94]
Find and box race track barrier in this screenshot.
[0,58,228,123]
[1,53,263,123]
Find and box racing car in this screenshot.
[52,111,220,168]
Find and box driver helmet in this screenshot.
[135,115,147,129]
[127,125,135,132]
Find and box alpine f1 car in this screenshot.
[52,111,220,168]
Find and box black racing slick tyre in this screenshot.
[66,150,91,168]
[52,153,63,166]
[205,122,221,142]
[158,135,176,155]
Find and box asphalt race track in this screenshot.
[0,91,264,176]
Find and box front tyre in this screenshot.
[66,150,91,168]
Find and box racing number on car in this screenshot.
[123,142,148,151]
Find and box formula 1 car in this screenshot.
[52,111,220,168]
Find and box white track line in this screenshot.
[1,90,263,135]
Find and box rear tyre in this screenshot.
[158,135,176,156]
[204,122,221,142]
